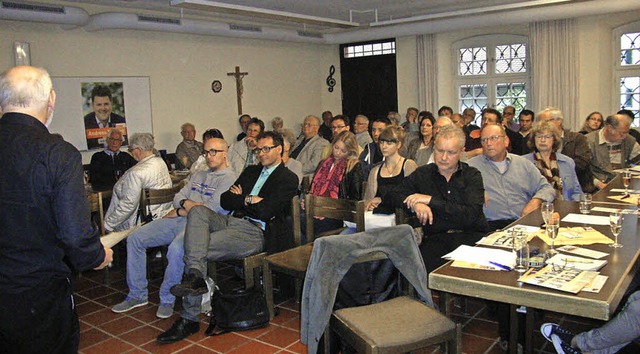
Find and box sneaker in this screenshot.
[156,304,174,319]
[541,323,575,344]
[552,334,583,354]
[170,271,208,297]
[112,298,148,313]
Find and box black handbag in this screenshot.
[205,287,270,336]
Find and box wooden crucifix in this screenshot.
[227,66,249,115]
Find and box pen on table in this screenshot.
[565,258,594,264]
[488,261,513,271]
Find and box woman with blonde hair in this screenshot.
[305,130,363,235]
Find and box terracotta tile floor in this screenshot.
[74,259,604,354]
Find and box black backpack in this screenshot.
[205,286,270,336]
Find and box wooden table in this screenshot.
[429,176,640,354]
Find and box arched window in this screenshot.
[454,35,529,124]
[614,21,640,126]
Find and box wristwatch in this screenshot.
[179,199,187,208]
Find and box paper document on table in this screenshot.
[100,226,139,248]
[536,226,613,246]
[476,228,536,249]
[443,245,516,269]
[582,275,608,293]
[557,245,609,259]
[450,260,503,271]
[562,213,610,225]
[517,265,599,294]
[610,188,640,193]
[608,194,640,205]
[546,254,608,271]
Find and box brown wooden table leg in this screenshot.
[525,307,535,354]
[510,304,518,354]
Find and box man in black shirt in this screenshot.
[89,128,136,191]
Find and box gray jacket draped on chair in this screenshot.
[300,224,434,354]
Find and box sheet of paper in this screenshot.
[608,194,640,205]
[100,226,139,248]
[517,265,599,294]
[545,254,608,271]
[562,213,610,225]
[557,245,609,259]
[443,245,516,268]
[536,226,613,246]
[609,188,640,193]
[582,275,608,293]
[591,207,639,215]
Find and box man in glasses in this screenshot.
[160,131,298,344]
[321,115,362,159]
[88,128,136,191]
[228,117,264,175]
[290,115,330,177]
[111,137,236,319]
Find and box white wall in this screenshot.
[0,19,342,162]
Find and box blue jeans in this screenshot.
[575,290,640,354]
[125,217,187,306]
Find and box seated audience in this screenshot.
[353,114,373,148]
[271,116,283,132]
[387,111,402,126]
[541,291,640,354]
[228,118,264,175]
[236,114,251,141]
[111,137,236,318]
[503,105,520,132]
[538,107,595,193]
[518,109,535,140]
[451,113,465,129]
[104,133,172,232]
[175,123,203,169]
[586,113,640,189]
[189,129,225,174]
[321,115,357,159]
[462,108,480,133]
[279,128,303,185]
[466,108,524,158]
[437,105,453,117]
[579,111,604,135]
[290,115,330,177]
[617,109,640,144]
[359,117,391,179]
[384,125,487,273]
[158,131,298,344]
[364,125,417,214]
[523,121,583,201]
[89,128,136,191]
[406,112,435,166]
[305,131,363,236]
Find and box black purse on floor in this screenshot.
[205,287,270,336]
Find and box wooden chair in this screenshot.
[310,232,461,354]
[207,195,301,290]
[87,190,112,284]
[263,194,365,319]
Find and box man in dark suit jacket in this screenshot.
[158,131,299,344]
[83,85,127,149]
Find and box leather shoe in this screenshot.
[170,272,208,297]
[157,317,200,344]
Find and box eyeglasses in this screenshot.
[330,125,346,130]
[202,149,225,157]
[127,147,139,153]
[535,134,554,141]
[379,138,398,145]
[107,137,123,142]
[480,135,505,144]
[303,122,318,127]
[252,145,278,155]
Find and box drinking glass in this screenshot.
[623,170,631,195]
[546,217,560,256]
[580,193,592,214]
[609,212,623,248]
[541,202,554,226]
[513,231,529,272]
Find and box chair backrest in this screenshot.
[87,190,111,236]
[304,194,365,243]
[138,183,183,224]
[291,195,302,247]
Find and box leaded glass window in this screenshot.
[343,40,395,58]
[621,32,640,66]
[459,47,487,76]
[620,76,639,124]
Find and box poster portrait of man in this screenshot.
[82,82,127,150]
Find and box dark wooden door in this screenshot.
[339,43,397,120]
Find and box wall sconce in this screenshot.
[14,41,31,66]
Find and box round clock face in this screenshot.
[211,80,222,93]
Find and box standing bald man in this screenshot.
[0,66,112,352]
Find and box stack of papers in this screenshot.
[561,213,609,225]
[545,254,608,271]
[536,226,614,246]
[557,245,609,259]
[444,245,516,271]
[517,266,599,293]
[100,226,139,248]
[476,225,539,249]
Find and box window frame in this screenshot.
[613,21,640,126]
[453,34,530,125]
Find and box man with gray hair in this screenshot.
[176,123,203,169]
[104,133,172,232]
[538,107,595,192]
[383,125,488,273]
[354,114,373,148]
[586,114,640,189]
[290,115,329,177]
[0,66,112,352]
[89,128,136,191]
